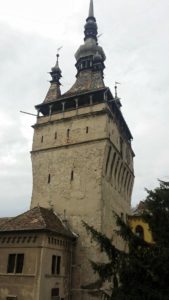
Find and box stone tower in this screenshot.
[31,0,134,298]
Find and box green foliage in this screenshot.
[83,181,169,300]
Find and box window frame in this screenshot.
[7,253,24,274]
[51,255,61,275]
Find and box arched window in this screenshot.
[135,225,144,239]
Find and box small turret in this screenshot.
[43,54,62,103]
[50,54,62,85]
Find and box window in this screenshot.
[86,127,89,134]
[7,254,24,274]
[48,174,51,184]
[71,170,74,181]
[41,136,44,143]
[51,288,59,300]
[67,129,70,138]
[51,255,61,275]
[135,225,144,240]
[6,297,17,300]
[55,132,57,140]
[51,288,59,296]
[121,213,124,219]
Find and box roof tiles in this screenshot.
[0,207,75,238]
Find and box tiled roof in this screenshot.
[0,207,75,238]
[0,218,11,226]
[131,201,147,216]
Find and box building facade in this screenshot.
[0,207,76,300]
[129,201,154,244]
[0,1,134,299]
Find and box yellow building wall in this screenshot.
[129,216,154,244]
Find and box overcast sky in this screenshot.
[0,0,169,217]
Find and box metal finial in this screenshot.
[56,46,63,66]
[56,54,59,67]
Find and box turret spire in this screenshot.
[43,54,62,103]
[88,0,94,18]
[50,54,62,85]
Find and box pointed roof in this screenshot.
[88,0,94,18]
[0,218,11,227]
[84,0,97,41]
[51,54,62,76]
[43,54,62,103]
[0,207,75,238]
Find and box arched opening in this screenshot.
[135,225,144,239]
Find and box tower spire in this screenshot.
[84,0,97,41]
[88,0,94,18]
[63,0,106,96]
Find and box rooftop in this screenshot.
[0,206,76,238]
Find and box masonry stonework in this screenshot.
[31,98,134,299]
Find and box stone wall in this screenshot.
[30,101,134,299]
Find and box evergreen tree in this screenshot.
[83,181,169,300]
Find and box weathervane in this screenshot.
[57,46,63,55]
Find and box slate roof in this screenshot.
[0,206,75,238]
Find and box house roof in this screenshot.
[131,201,147,216]
[0,218,11,227]
[0,206,76,239]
